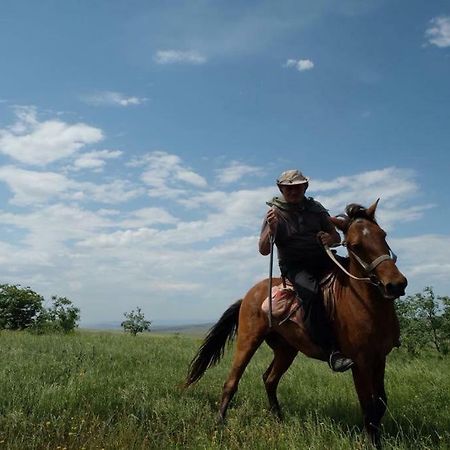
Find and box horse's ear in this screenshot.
[366,198,380,220]
[330,215,349,232]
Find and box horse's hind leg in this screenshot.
[218,322,265,422]
[263,333,298,419]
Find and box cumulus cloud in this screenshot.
[154,50,207,64]
[392,235,450,294]
[82,91,147,107]
[120,207,178,228]
[0,106,103,166]
[0,166,142,206]
[0,166,72,205]
[216,161,264,184]
[284,58,315,72]
[74,184,274,250]
[131,151,207,198]
[72,149,123,171]
[425,16,450,48]
[309,167,431,230]
[0,204,118,280]
[75,180,144,204]
[0,154,447,326]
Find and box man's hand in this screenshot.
[317,231,336,246]
[266,208,278,236]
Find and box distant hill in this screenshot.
[152,323,213,336]
[81,321,213,336]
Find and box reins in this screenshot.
[324,244,375,284]
[324,243,397,286]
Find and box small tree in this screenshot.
[121,307,151,336]
[417,287,446,353]
[46,296,81,333]
[396,287,450,355]
[442,297,450,354]
[0,284,44,330]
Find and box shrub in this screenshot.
[121,307,151,336]
[396,287,450,355]
[0,284,44,330]
[0,284,80,334]
[46,296,80,333]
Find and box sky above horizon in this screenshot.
[0,0,449,326]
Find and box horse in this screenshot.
[185,200,407,447]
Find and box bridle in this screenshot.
[345,242,397,274]
[324,243,397,287]
[323,222,398,287]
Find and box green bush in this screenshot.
[46,296,80,333]
[0,284,44,330]
[121,307,151,336]
[0,284,80,334]
[396,287,450,355]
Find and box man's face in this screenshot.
[280,184,307,203]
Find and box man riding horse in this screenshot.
[259,169,354,372]
[187,179,407,446]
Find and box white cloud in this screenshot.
[135,151,207,198]
[72,149,123,171]
[0,166,72,205]
[0,204,115,262]
[154,50,207,64]
[284,58,314,72]
[77,185,274,250]
[425,16,450,48]
[0,106,103,166]
[82,91,147,107]
[0,156,447,327]
[309,167,432,231]
[75,179,144,204]
[216,161,264,184]
[78,227,159,248]
[0,166,142,206]
[392,235,450,294]
[120,207,178,228]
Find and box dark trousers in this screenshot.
[282,262,335,352]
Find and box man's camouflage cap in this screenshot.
[276,169,310,186]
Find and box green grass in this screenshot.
[0,330,449,449]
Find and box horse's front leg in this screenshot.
[352,356,387,449]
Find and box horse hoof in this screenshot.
[275,411,284,422]
[216,413,226,426]
[368,430,382,449]
[269,406,283,421]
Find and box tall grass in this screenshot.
[0,330,448,449]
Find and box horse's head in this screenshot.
[330,199,407,299]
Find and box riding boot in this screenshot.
[297,286,354,372]
[285,267,354,372]
[328,350,354,372]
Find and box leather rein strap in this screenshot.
[323,244,397,285]
[324,245,374,283]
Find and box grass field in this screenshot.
[0,330,449,449]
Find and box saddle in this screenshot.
[261,270,338,327]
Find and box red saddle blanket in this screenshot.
[261,282,302,326]
[261,273,337,327]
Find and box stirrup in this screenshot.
[328,351,354,373]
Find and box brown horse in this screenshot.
[185,200,407,447]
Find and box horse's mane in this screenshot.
[345,203,377,223]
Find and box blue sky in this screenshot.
[0,1,449,326]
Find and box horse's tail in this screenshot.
[185,299,242,387]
